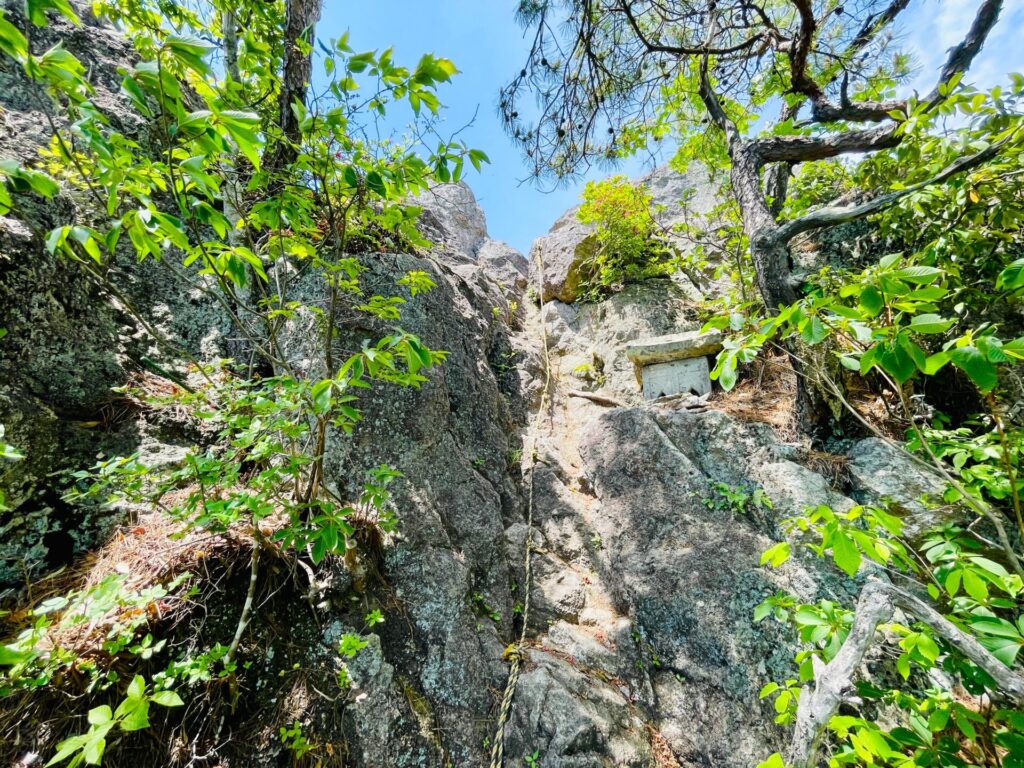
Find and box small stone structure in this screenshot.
[624,330,724,400]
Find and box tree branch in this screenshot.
[801,0,912,123]
[787,581,895,768]
[618,1,765,57]
[772,130,1016,244]
[889,585,1024,699]
[788,0,824,104]
[753,123,899,165]
[927,0,1003,104]
[787,577,1024,768]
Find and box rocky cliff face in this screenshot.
[0,11,959,767]
[529,164,719,305]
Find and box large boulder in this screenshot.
[846,437,967,537]
[413,181,528,296]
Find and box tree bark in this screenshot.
[266,0,322,171]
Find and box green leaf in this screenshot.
[894,266,942,284]
[46,735,87,767]
[126,674,146,700]
[311,379,332,414]
[116,697,150,731]
[877,341,916,384]
[26,0,79,25]
[997,258,1024,290]
[759,681,780,698]
[83,733,106,765]
[945,569,961,597]
[859,286,884,317]
[88,705,113,725]
[0,13,29,60]
[468,148,490,171]
[801,315,828,345]
[366,170,386,197]
[756,753,786,768]
[151,689,185,707]
[981,637,1021,666]
[120,74,152,117]
[897,334,927,372]
[218,114,262,170]
[1005,337,1024,361]
[164,35,213,76]
[760,542,791,568]
[962,569,989,602]
[831,530,861,577]
[896,652,911,679]
[923,351,950,375]
[927,708,950,732]
[908,314,953,334]
[950,346,998,392]
[971,616,1022,640]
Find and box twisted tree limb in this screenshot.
[772,130,1018,244]
[787,578,1024,768]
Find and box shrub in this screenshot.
[575,176,673,300]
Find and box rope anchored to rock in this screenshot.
[488,247,554,768]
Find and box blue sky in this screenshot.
[327,0,1023,255]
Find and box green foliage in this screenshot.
[334,609,386,691]
[703,482,772,517]
[705,79,1024,397]
[909,416,1024,507]
[575,176,674,300]
[758,678,801,725]
[471,592,502,623]
[707,95,1024,768]
[279,720,316,763]
[0,0,486,762]
[47,675,183,767]
[781,160,853,220]
[756,496,1024,764]
[1,571,191,697]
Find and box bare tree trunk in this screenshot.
[221,8,239,82]
[735,147,835,432]
[267,0,322,171]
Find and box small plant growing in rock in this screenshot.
[279,720,316,763]
[471,592,501,623]
[703,482,772,517]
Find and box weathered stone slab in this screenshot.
[642,357,711,400]
[625,329,724,365]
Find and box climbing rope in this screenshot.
[488,251,554,768]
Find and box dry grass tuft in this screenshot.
[647,724,683,768]
[799,449,852,491]
[3,510,247,668]
[709,351,799,441]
